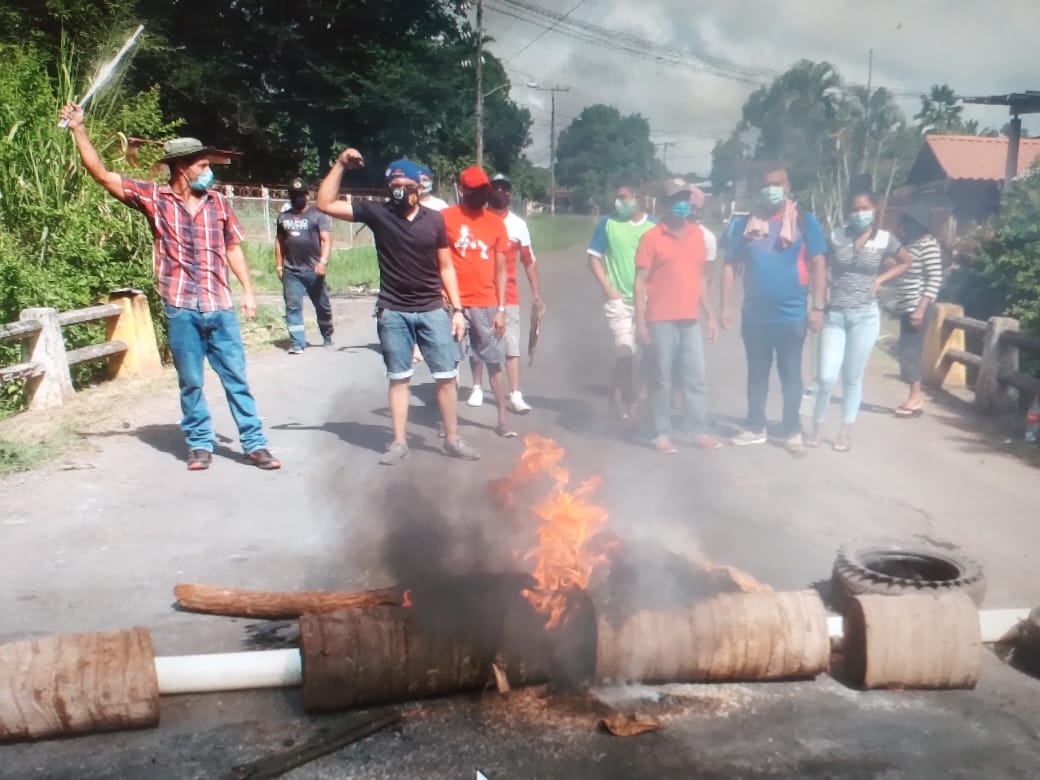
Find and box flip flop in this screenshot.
[692,435,724,450]
[893,406,924,418]
[496,427,519,439]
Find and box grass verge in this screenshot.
[0,434,64,475]
[242,243,380,295]
[527,214,596,253]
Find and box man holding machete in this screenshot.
[59,103,281,472]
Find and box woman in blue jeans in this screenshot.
[808,190,911,452]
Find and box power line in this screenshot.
[505,0,588,63]
[486,0,771,84]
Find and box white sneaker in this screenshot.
[508,390,532,414]
[467,385,484,407]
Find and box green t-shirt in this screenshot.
[588,215,655,301]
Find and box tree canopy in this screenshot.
[554,104,665,209]
[1,0,534,184]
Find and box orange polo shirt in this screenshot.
[634,221,708,322]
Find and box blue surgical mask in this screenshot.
[849,210,875,232]
[760,186,786,208]
[189,168,214,192]
[614,198,637,219]
[670,201,692,219]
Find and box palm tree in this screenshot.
[914,84,964,134]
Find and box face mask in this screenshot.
[290,195,307,210]
[669,201,692,219]
[488,190,511,210]
[462,189,488,210]
[614,198,637,219]
[188,167,214,193]
[849,210,875,232]
[420,176,433,195]
[389,186,418,213]
[760,185,785,209]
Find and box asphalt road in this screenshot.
[2,246,1040,779]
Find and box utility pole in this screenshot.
[475,0,485,168]
[657,141,676,171]
[866,48,873,97]
[529,83,570,215]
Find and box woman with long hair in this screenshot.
[808,189,912,451]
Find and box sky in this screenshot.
[483,0,1040,175]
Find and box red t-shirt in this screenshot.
[442,206,509,308]
[635,222,708,322]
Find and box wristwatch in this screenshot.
[497,306,506,313]
[318,259,328,266]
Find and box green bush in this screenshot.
[972,173,1040,335]
[0,41,180,411]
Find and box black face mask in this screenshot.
[290,195,307,210]
[488,190,511,210]
[389,186,418,213]
[462,189,489,210]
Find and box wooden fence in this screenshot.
[0,289,161,412]
[924,303,1040,412]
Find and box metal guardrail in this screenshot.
[0,291,161,412]
[928,304,1040,412]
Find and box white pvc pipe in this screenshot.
[155,649,302,695]
[150,608,1035,696]
[827,608,1032,645]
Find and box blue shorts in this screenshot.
[377,307,458,381]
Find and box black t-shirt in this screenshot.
[352,201,448,312]
[276,206,331,271]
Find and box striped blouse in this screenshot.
[896,237,943,313]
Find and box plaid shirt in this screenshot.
[121,178,245,311]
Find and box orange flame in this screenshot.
[402,589,413,608]
[497,434,611,629]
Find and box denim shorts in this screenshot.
[377,307,458,381]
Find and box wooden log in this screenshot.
[0,627,159,741]
[595,590,830,685]
[174,583,404,619]
[299,601,552,713]
[843,593,981,690]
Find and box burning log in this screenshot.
[299,603,554,712]
[0,628,159,742]
[596,591,830,684]
[843,593,982,690]
[174,583,403,619]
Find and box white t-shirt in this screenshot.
[422,195,449,211]
[702,225,718,263]
[502,211,535,259]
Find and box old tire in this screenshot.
[832,543,987,609]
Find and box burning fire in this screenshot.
[495,434,611,629]
[402,589,413,608]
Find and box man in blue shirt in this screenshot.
[720,165,827,451]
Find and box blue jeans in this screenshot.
[283,269,333,348]
[814,304,881,425]
[164,304,267,453]
[376,307,459,381]
[741,318,806,436]
[648,320,709,441]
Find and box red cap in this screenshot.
[458,166,491,189]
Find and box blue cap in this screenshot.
[384,158,423,184]
[418,165,433,179]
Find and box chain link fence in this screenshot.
[224,189,379,249]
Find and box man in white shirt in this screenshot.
[467,173,544,413]
[419,165,449,211]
